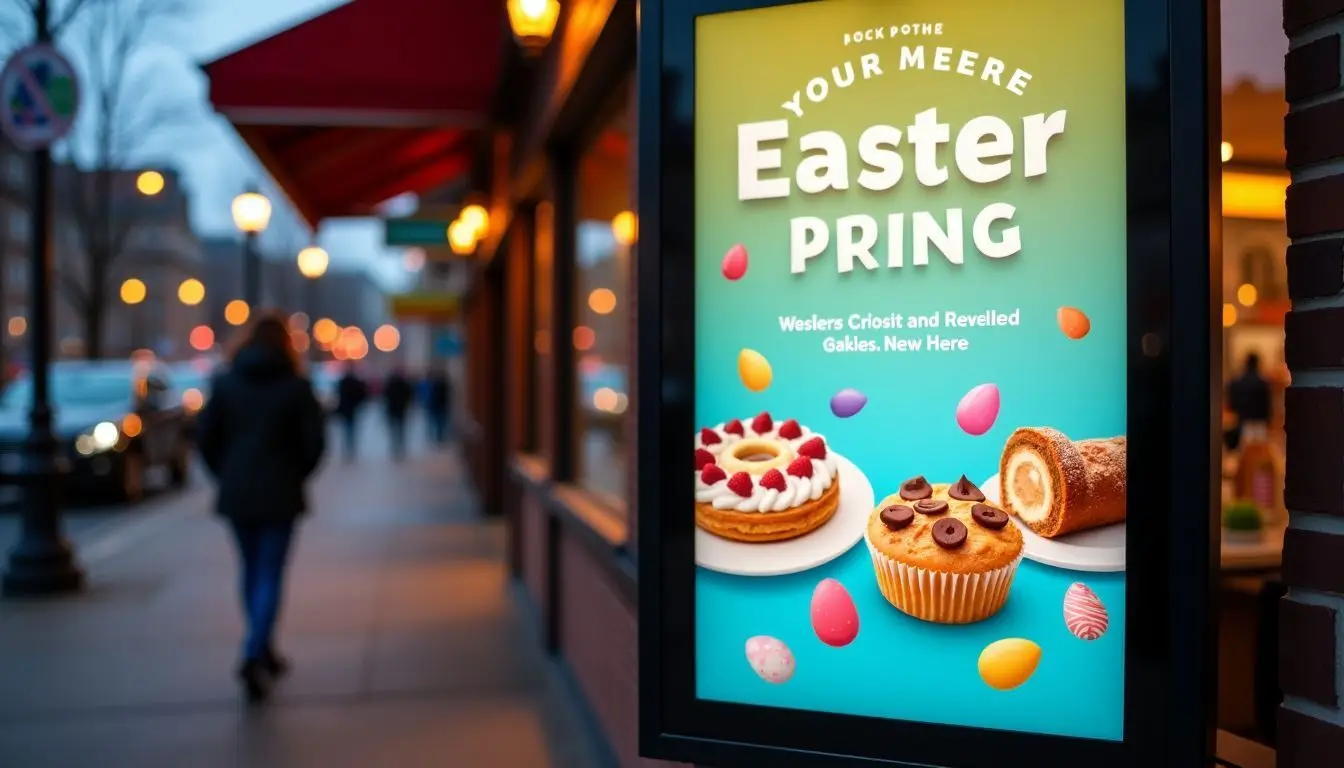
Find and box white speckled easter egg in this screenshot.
[1063,582,1109,641]
[745,635,795,684]
[810,578,859,647]
[978,638,1041,691]
[956,383,1000,436]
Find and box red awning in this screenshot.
[203,0,504,225]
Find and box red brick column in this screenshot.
[1280,1,1344,763]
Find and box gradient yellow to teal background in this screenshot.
[693,0,1129,741]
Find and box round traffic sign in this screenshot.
[0,44,80,150]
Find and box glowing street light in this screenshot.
[231,192,272,233]
[224,299,250,326]
[507,0,560,54]
[120,278,146,305]
[177,278,205,306]
[460,204,489,238]
[297,246,329,279]
[136,170,165,196]
[448,219,476,255]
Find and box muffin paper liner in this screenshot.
[865,534,1022,624]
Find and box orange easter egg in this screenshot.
[1057,307,1091,340]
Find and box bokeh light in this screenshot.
[289,312,310,331]
[373,324,400,352]
[7,316,25,337]
[177,278,205,306]
[611,210,637,246]
[290,330,310,353]
[224,299,250,326]
[1236,283,1258,307]
[593,387,618,411]
[460,204,489,237]
[403,247,426,272]
[189,325,215,351]
[181,389,204,412]
[572,325,595,351]
[120,278,146,305]
[1222,303,1237,327]
[588,288,616,315]
[297,246,329,278]
[136,170,165,196]
[312,318,338,344]
[121,413,143,438]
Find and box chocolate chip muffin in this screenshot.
[865,474,1024,624]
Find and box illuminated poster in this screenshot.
[693,0,1127,739]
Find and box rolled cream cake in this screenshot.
[998,427,1126,539]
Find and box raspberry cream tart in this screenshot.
[866,475,1024,624]
[694,412,841,542]
[999,427,1126,539]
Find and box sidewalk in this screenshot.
[0,428,600,768]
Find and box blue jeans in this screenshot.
[229,520,296,663]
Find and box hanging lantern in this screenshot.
[507,0,560,55]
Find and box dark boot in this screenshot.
[263,648,291,678]
[237,659,272,704]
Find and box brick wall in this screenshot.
[1279,1,1344,763]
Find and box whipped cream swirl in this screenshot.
[694,420,839,513]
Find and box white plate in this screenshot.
[696,453,875,577]
[981,473,1126,573]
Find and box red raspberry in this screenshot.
[699,427,721,445]
[723,419,744,435]
[700,465,726,485]
[777,419,802,439]
[751,412,773,434]
[694,449,716,470]
[726,472,754,497]
[759,469,787,492]
[797,437,827,460]
[786,457,813,478]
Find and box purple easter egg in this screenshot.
[830,388,867,418]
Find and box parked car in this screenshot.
[0,360,193,502]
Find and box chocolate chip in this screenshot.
[932,518,968,549]
[913,499,948,516]
[971,503,1009,530]
[948,474,985,502]
[879,505,914,531]
[899,475,932,501]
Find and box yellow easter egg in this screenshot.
[978,638,1041,691]
[737,348,772,392]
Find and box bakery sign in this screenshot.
[640,0,1217,766]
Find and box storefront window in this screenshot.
[573,86,633,507]
[533,200,554,457]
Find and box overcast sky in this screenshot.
[9,0,1292,291]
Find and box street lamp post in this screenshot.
[231,188,271,308]
[2,0,84,596]
[297,246,329,362]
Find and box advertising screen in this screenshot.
[692,0,1128,740]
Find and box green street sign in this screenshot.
[384,218,452,246]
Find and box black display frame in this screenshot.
[636,0,1222,765]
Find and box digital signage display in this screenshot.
[639,0,1218,765]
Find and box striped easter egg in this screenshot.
[1063,582,1109,641]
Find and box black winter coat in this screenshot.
[196,344,326,523]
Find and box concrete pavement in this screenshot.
[0,417,602,768]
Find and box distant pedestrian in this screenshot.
[1227,352,1273,448]
[425,368,453,445]
[334,363,368,461]
[196,312,326,704]
[383,367,414,460]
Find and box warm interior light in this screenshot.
[611,210,638,246]
[224,299,250,326]
[507,0,560,53]
[189,325,214,351]
[373,324,401,353]
[460,204,489,238]
[297,246,329,279]
[448,219,477,255]
[313,318,339,344]
[7,316,25,337]
[1222,171,1287,221]
[120,278,146,305]
[1222,303,1238,327]
[588,288,617,315]
[1220,142,1234,163]
[572,325,595,351]
[177,278,205,306]
[1236,283,1258,307]
[136,170,165,196]
[231,191,272,233]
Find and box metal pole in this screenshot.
[243,231,259,308]
[305,276,317,361]
[3,0,84,596]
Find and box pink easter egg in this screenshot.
[722,244,748,281]
[955,383,1000,436]
[744,635,795,683]
[1063,582,1109,641]
[810,578,859,647]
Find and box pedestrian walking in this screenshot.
[425,367,453,445]
[383,367,414,460]
[335,363,368,461]
[196,312,326,704]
